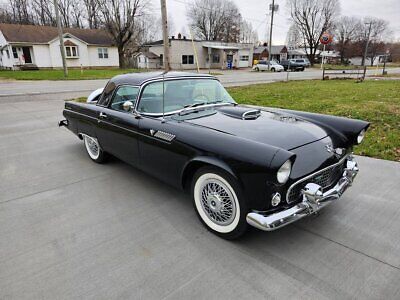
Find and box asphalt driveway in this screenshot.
[0,94,400,299]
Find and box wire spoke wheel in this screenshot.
[84,135,100,160]
[200,179,236,226]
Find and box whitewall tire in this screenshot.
[83,134,107,163]
[191,167,248,239]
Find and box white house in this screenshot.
[140,36,254,70]
[135,51,161,69]
[0,23,119,70]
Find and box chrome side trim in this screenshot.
[152,130,176,142]
[247,156,359,231]
[286,154,349,203]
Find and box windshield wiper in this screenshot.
[183,101,207,109]
[178,100,234,116]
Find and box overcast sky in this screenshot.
[159,0,400,44]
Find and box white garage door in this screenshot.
[238,50,250,68]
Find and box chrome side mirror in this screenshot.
[123,101,134,112]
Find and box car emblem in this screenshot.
[325,144,334,153]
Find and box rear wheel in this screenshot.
[271,67,276,72]
[83,134,107,163]
[191,167,248,239]
[254,67,259,71]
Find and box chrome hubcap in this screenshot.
[200,179,236,226]
[85,136,99,157]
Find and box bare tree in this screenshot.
[8,0,33,24]
[83,0,101,29]
[31,0,55,25]
[285,23,302,49]
[358,17,390,66]
[239,20,258,44]
[97,0,148,67]
[187,0,242,42]
[334,16,362,64]
[287,0,340,65]
[69,0,83,27]
[58,0,73,27]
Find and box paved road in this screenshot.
[0,92,399,299]
[1,67,400,97]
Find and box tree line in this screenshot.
[285,0,393,66]
[186,0,258,43]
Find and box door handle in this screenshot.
[99,112,107,118]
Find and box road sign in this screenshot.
[320,32,333,45]
[269,4,279,11]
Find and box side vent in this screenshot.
[151,130,176,142]
[242,109,261,120]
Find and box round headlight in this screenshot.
[357,129,366,144]
[277,159,292,184]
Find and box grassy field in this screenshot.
[0,68,146,80]
[228,80,400,161]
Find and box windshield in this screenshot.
[137,78,235,114]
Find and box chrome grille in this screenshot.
[287,158,347,204]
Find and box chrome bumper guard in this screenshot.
[246,156,359,231]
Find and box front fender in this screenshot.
[180,156,238,190]
[279,109,370,147]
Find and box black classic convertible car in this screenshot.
[59,72,369,239]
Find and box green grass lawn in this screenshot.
[0,68,146,80]
[227,80,400,161]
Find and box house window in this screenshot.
[98,48,108,59]
[182,55,194,64]
[212,54,220,63]
[12,47,18,58]
[6,49,10,59]
[239,55,249,61]
[65,46,78,58]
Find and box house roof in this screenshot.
[64,40,77,46]
[202,43,239,50]
[254,45,287,55]
[136,51,159,59]
[0,23,114,45]
[254,47,268,54]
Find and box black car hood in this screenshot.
[181,105,327,150]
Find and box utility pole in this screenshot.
[362,22,372,79]
[160,0,170,71]
[267,0,276,70]
[53,0,68,77]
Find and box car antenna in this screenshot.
[162,70,167,123]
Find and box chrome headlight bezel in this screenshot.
[357,129,366,144]
[277,159,292,184]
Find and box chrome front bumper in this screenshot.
[246,156,359,231]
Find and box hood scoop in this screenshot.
[217,106,261,120]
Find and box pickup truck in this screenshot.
[280,59,305,71]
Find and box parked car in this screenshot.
[293,58,311,67]
[280,59,305,71]
[253,60,284,72]
[59,72,369,239]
